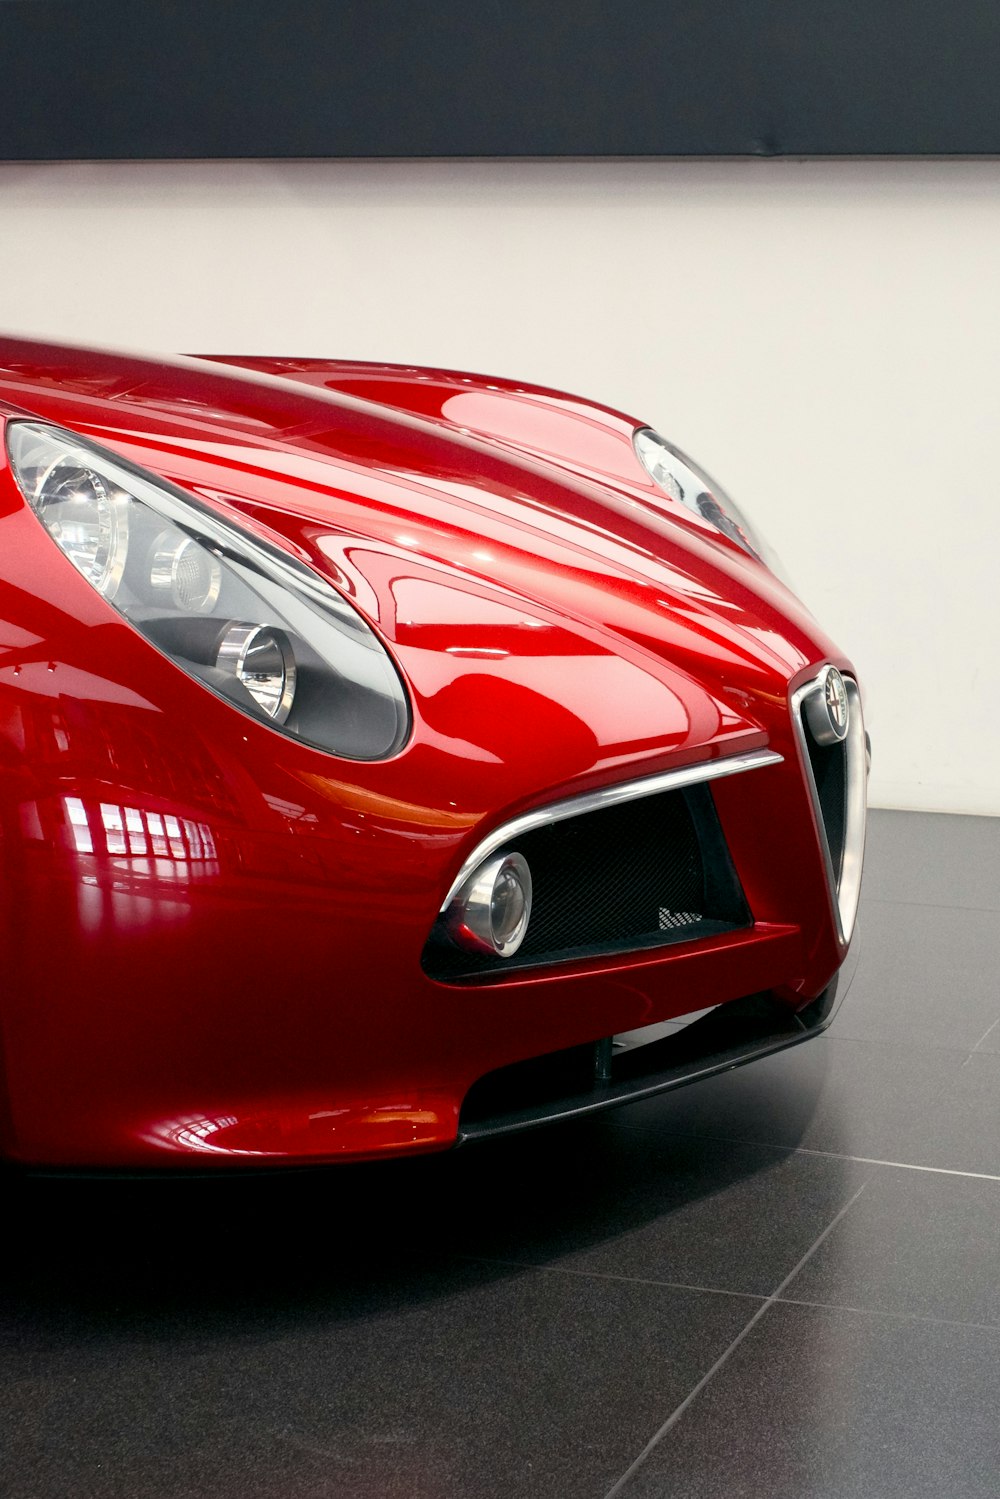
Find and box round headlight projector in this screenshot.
[215,622,297,724]
[447,850,533,959]
[804,665,850,746]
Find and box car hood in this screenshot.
[0,337,841,787]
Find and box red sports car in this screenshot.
[0,338,866,1169]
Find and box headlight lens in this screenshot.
[29,456,131,597]
[7,421,410,760]
[633,428,766,562]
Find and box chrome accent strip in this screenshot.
[791,669,867,947]
[439,747,783,915]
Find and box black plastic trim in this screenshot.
[457,976,844,1144]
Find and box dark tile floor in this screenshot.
[3,809,999,1498]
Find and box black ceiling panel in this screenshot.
[2,0,999,159]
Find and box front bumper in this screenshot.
[460,939,860,1144]
[0,594,864,1169]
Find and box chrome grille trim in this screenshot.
[438,746,783,915]
[791,668,867,946]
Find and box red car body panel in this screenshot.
[0,337,859,1169]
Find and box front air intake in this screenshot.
[793,667,867,944]
[422,781,750,981]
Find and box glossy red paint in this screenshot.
[0,337,860,1169]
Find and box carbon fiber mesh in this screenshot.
[423,782,749,981]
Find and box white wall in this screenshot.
[0,159,997,815]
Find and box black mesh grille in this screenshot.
[800,713,848,884]
[423,782,749,982]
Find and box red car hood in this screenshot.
[0,337,840,792]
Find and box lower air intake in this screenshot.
[423,782,749,981]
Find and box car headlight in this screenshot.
[6,421,410,760]
[633,428,769,563]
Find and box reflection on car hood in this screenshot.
[0,336,837,702]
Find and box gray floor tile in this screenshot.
[453,1124,870,1298]
[785,1165,1000,1327]
[898,1050,1000,1175]
[0,1232,751,1499]
[615,1033,964,1167]
[865,808,1000,911]
[830,900,1000,1050]
[616,1301,1000,1499]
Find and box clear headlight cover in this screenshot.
[6,421,410,759]
[633,428,768,563]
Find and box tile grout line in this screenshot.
[817,1035,975,1058]
[612,1120,1000,1183]
[971,1015,1000,1052]
[775,1294,1000,1336]
[862,895,1000,916]
[757,1146,1000,1183]
[826,1034,976,1056]
[461,1253,1000,1337]
[600,1182,870,1499]
[457,1253,768,1302]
